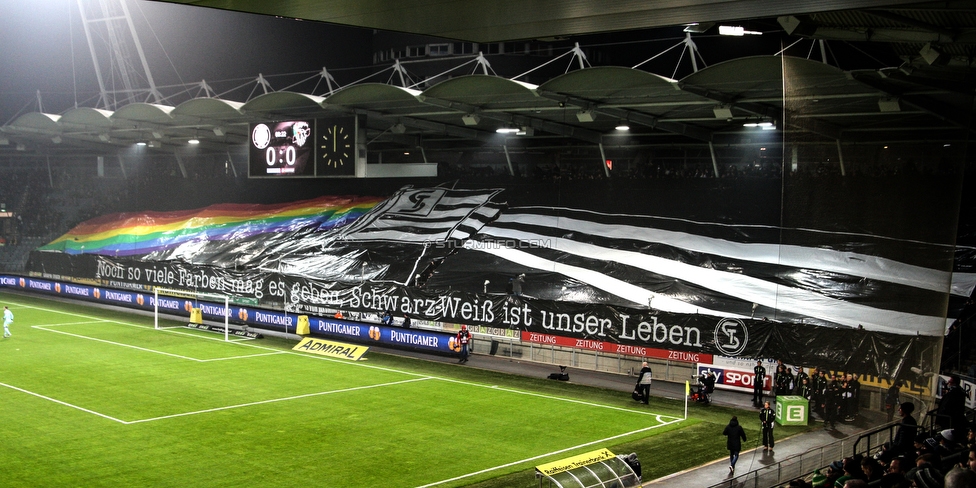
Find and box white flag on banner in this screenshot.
[339,186,504,243]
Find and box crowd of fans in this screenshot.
[782,374,975,488]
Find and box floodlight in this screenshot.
[713,105,733,119]
[719,25,762,36]
[461,114,481,126]
[878,98,901,112]
[683,22,714,34]
[576,110,595,122]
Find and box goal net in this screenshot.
[153,287,232,341]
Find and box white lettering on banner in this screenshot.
[724,371,754,386]
[199,304,228,316]
[540,310,612,336]
[669,350,701,362]
[289,282,340,305]
[389,329,438,347]
[254,311,293,326]
[576,339,604,350]
[1,277,18,286]
[29,280,53,291]
[144,267,177,285]
[435,296,495,323]
[316,320,361,336]
[528,332,557,345]
[64,285,90,297]
[616,344,647,356]
[105,291,133,303]
[96,261,125,279]
[614,315,703,347]
[149,297,181,310]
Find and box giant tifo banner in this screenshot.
[22,185,960,379]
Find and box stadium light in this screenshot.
[719,25,762,36]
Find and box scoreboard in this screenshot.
[248,116,362,178]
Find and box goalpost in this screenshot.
[153,287,232,341]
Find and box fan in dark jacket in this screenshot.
[723,416,748,475]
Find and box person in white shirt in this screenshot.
[3,306,12,338]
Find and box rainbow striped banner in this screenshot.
[38,195,382,256]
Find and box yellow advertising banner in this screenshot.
[293,337,368,361]
[535,448,615,477]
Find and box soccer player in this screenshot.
[3,306,12,338]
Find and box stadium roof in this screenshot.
[1,1,973,165]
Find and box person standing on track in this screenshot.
[753,360,767,407]
[456,324,471,363]
[3,306,12,338]
[760,401,775,452]
[636,361,653,404]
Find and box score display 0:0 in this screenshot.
[266,145,297,166]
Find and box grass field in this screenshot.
[0,291,811,487]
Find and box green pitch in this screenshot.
[0,292,803,487]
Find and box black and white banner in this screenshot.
[461,206,962,336]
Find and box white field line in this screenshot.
[33,325,286,362]
[417,414,685,488]
[37,320,107,327]
[0,377,433,425]
[7,298,686,425]
[33,325,210,362]
[437,378,683,420]
[126,377,434,424]
[0,381,128,424]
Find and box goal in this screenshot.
[153,287,232,341]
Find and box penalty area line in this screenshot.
[125,376,435,424]
[417,415,685,488]
[32,320,108,327]
[34,326,208,362]
[0,381,127,424]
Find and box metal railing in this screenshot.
[705,422,896,488]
